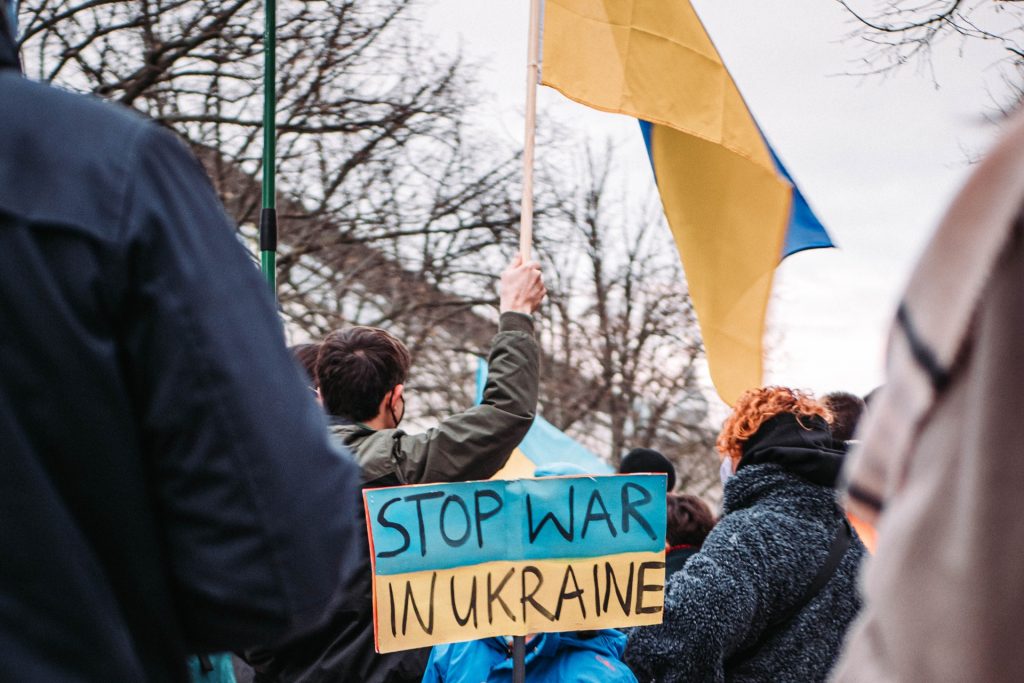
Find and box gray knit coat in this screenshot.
[624,464,865,682]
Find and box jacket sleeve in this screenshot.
[623,515,762,682]
[395,312,540,484]
[420,647,444,683]
[118,125,361,651]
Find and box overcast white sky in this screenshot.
[419,0,1008,404]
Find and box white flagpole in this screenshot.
[519,0,542,260]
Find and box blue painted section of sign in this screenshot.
[365,474,667,576]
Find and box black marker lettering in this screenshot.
[621,482,656,540]
[400,572,437,635]
[440,494,471,547]
[527,486,575,543]
[636,561,665,614]
[581,488,616,539]
[520,565,555,622]
[603,561,635,615]
[404,490,445,557]
[450,575,478,628]
[377,497,411,559]
[474,489,503,549]
[389,581,397,637]
[486,568,516,624]
[554,564,587,620]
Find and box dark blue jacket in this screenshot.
[422,631,637,683]
[0,19,360,683]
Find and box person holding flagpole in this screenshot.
[244,254,546,683]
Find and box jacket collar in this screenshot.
[736,413,846,488]
[667,543,697,553]
[328,415,356,427]
[483,634,552,670]
[723,413,847,516]
[481,630,626,670]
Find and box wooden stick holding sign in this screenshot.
[362,474,667,661]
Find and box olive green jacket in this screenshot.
[330,311,539,487]
[246,313,540,682]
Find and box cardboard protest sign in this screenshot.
[363,474,667,653]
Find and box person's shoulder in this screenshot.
[705,500,842,582]
[427,639,501,681]
[702,506,762,543]
[330,423,393,452]
[695,506,797,568]
[328,424,404,478]
[555,638,635,682]
[4,74,152,148]
[561,629,628,658]
[0,74,169,236]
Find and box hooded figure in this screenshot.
[624,387,865,682]
[0,13,360,682]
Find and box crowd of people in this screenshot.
[240,336,867,683]
[6,5,1024,681]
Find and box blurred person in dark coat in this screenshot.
[0,11,361,682]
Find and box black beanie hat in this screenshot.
[619,447,676,492]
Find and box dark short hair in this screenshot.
[316,327,411,421]
[289,343,320,385]
[823,391,866,441]
[665,493,715,547]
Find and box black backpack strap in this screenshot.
[727,516,853,666]
[769,516,852,627]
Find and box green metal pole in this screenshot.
[259,0,277,296]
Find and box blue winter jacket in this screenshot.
[0,15,361,683]
[422,630,637,683]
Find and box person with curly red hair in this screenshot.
[716,386,835,482]
[625,387,866,682]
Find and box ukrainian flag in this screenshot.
[540,0,832,405]
[474,359,612,478]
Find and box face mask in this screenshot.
[388,391,405,428]
[719,457,735,485]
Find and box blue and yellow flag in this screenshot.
[540,0,832,405]
[475,359,612,478]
